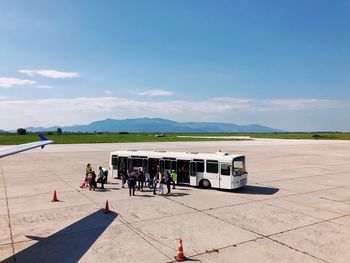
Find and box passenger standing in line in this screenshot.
[144,169,151,188]
[128,170,136,196]
[158,171,164,195]
[85,172,92,189]
[89,171,97,191]
[121,169,127,188]
[98,166,105,189]
[86,163,92,175]
[165,171,171,195]
[153,172,159,195]
[127,169,132,187]
[171,170,177,189]
[138,169,145,191]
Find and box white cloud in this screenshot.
[36,85,53,89]
[104,90,113,95]
[18,69,79,78]
[0,77,36,88]
[0,96,349,130]
[261,98,348,111]
[17,69,35,77]
[138,89,174,96]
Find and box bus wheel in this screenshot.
[200,179,211,189]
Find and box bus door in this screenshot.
[127,158,133,171]
[111,155,118,178]
[171,160,177,172]
[192,159,204,186]
[159,159,165,172]
[148,158,160,179]
[205,160,220,188]
[142,159,148,172]
[117,157,127,178]
[219,163,232,189]
[190,161,197,186]
[161,159,173,176]
[177,160,190,184]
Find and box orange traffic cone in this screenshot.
[175,238,186,261]
[51,190,59,202]
[103,200,110,214]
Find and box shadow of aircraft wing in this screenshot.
[3,209,117,263]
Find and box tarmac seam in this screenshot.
[206,213,329,263]
[0,219,119,246]
[116,214,174,261]
[164,195,328,263]
[248,162,350,174]
[256,170,350,184]
[46,166,175,261]
[317,196,350,204]
[165,236,265,263]
[263,183,350,199]
[267,238,329,263]
[1,168,16,263]
[261,197,349,219]
[267,213,350,238]
[43,166,103,211]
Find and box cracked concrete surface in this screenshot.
[1,139,350,262]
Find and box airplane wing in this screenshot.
[0,134,53,158]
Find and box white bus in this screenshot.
[109,150,247,190]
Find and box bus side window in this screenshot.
[220,163,230,175]
[197,161,204,172]
[206,160,218,173]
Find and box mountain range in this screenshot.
[21,118,284,133]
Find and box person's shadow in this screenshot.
[2,209,117,263]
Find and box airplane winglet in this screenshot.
[38,134,49,141]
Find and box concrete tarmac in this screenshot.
[1,139,350,262]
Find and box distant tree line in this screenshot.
[16,128,27,135]
[14,128,131,135]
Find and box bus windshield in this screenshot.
[232,156,246,176]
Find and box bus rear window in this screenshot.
[233,156,246,176]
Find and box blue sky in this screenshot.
[0,0,349,131]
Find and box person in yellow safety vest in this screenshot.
[171,170,177,189]
[86,163,93,175]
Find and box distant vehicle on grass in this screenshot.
[155,133,166,137]
[109,150,247,190]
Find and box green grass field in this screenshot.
[0,133,349,145]
[0,133,242,145]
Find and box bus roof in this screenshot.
[110,150,244,162]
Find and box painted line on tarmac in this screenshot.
[45,165,177,260]
[164,194,329,263]
[1,168,16,263]
[117,213,175,261]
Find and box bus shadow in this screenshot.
[174,187,193,191]
[95,188,119,192]
[233,185,279,195]
[166,192,190,197]
[134,194,155,198]
[2,209,117,263]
